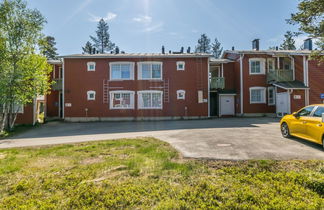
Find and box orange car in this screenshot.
[280,104,324,149]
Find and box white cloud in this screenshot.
[143,22,164,32]
[133,15,152,24]
[89,12,117,22]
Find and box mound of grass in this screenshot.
[0,137,323,209]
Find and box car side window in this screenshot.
[313,107,324,117]
[298,106,314,117]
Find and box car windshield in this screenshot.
[298,106,314,116]
[313,106,324,117]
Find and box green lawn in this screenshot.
[0,138,323,209]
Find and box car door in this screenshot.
[289,106,315,137]
[305,106,324,144]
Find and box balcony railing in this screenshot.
[267,69,294,83]
[210,77,225,89]
[52,78,62,91]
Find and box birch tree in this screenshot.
[0,0,52,132]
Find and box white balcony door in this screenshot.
[276,92,290,117]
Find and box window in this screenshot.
[177,90,186,100]
[249,58,265,75]
[267,59,275,72]
[1,104,24,114]
[298,106,315,116]
[138,62,162,80]
[177,61,185,71]
[249,87,266,104]
[109,62,134,80]
[313,106,324,117]
[268,87,275,105]
[138,91,163,109]
[87,90,96,100]
[87,62,96,71]
[109,91,135,109]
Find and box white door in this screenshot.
[276,92,289,117]
[219,95,235,116]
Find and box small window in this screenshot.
[313,106,324,117]
[177,90,185,100]
[87,90,96,100]
[298,106,315,116]
[177,61,185,71]
[250,87,266,104]
[110,62,134,80]
[249,58,265,75]
[87,62,96,71]
[109,91,135,109]
[138,62,162,80]
[1,104,24,114]
[138,91,163,109]
[268,87,275,105]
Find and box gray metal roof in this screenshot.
[222,50,323,57]
[61,53,211,59]
[273,80,309,90]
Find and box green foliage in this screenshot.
[211,38,223,58]
[82,41,93,54]
[0,138,323,209]
[288,0,324,61]
[280,31,297,50]
[195,33,211,53]
[90,18,115,53]
[39,36,59,59]
[0,0,52,131]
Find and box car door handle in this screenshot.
[317,124,322,127]
[302,121,307,124]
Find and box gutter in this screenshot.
[239,54,244,115]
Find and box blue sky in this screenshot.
[27,0,305,55]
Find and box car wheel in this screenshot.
[322,136,324,151]
[281,123,291,138]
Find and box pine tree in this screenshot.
[279,31,296,50]
[211,38,223,58]
[39,36,58,59]
[82,41,93,54]
[195,34,211,53]
[90,18,115,53]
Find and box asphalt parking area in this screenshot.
[0,118,323,160]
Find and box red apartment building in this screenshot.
[47,53,210,122]
[210,39,324,117]
[16,39,324,124]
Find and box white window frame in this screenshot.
[267,87,275,106]
[177,90,186,100]
[249,58,265,75]
[109,90,135,109]
[176,61,185,71]
[267,58,276,72]
[137,62,163,80]
[87,90,96,100]
[87,62,96,71]
[249,87,266,104]
[109,62,135,81]
[137,90,163,109]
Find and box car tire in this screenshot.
[281,122,291,138]
[322,136,324,151]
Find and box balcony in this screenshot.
[267,69,294,83]
[210,77,225,89]
[52,78,62,91]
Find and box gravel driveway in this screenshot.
[1,118,323,160]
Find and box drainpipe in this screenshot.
[239,54,245,115]
[62,58,65,119]
[207,57,210,118]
